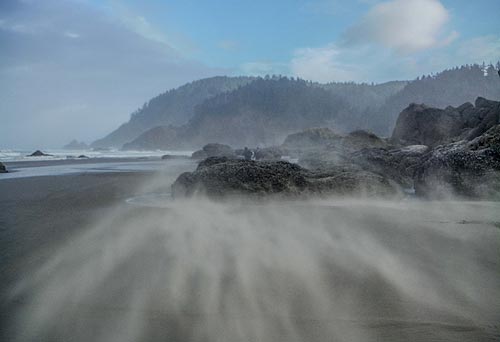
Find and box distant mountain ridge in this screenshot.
[94,62,500,150]
[91,76,254,148]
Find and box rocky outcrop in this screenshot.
[191,143,235,160]
[414,124,500,199]
[63,140,88,150]
[391,98,500,146]
[391,103,464,146]
[28,150,52,157]
[170,98,500,200]
[0,162,7,173]
[172,157,399,199]
[348,145,429,189]
[464,97,500,140]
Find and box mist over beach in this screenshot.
[1,0,500,341]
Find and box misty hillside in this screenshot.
[91,76,254,148]
[124,77,363,149]
[319,80,408,111]
[97,63,500,149]
[183,77,356,146]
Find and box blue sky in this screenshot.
[90,0,500,80]
[1,0,499,147]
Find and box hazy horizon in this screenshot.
[1,0,499,148]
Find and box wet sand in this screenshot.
[0,171,169,335]
[0,170,499,341]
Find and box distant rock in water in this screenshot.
[63,140,88,150]
[172,157,399,199]
[77,155,89,159]
[191,143,235,160]
[0,162,7,173]
[391,97,500,146]
[28,150,52,157]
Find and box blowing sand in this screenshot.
[1,170,499,342]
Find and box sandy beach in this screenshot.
[1,162,499,341]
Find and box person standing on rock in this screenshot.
[243,147,252,161]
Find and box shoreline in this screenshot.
[0,157,196,180]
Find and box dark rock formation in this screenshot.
[414,124,500,199]
[77,155,89,159]
[464,97,500,140]
[0,162,7,173]
[172,157,399,199]
[63,140,88,150]
[391,103,464,146]
[391,97,500,146]
[191,143,235,160]
[348,145,429,189]
[28,150,52,157]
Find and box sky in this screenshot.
[1,0,499,148]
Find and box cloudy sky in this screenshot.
[1,0,499,148]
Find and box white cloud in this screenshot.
[289,0,487,83]
[343,0,455,53]
[290,33,500,84]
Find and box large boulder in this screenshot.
[414,124,500,199]
[391,98,500,146]
[191,143,235,160]
[172,157,399,199]
[464,97,500,140]
[391,103,464,146]
[0,162,7,173]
